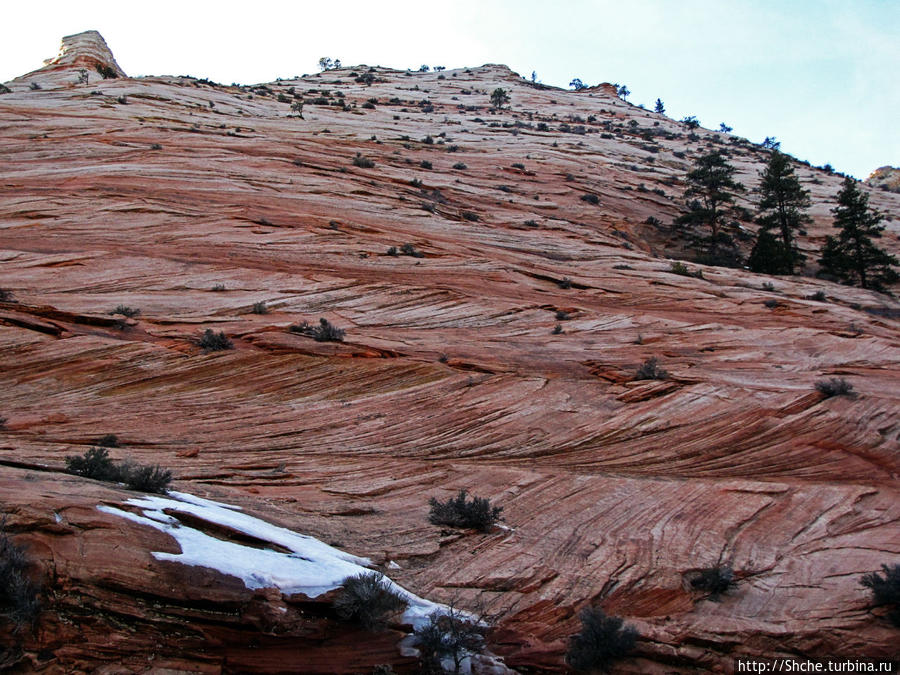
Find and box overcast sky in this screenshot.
[2,0,897,179]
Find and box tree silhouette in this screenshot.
[748,151,810,275]
[490,88,510,109]
[819,178,898,291]
[570,78,586,90]
[676,150,745,262]
[654,98,665,114]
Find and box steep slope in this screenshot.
[1,31,898,673]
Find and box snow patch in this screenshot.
[97,491,444,628]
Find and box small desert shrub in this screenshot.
[400,243,424,258]
[198,329,233,351]
[211,283,226,292]
[558,277,573,289]
[361,101,375,109]
[386,246,398,256]
[524,219,538,227]
[334,572,408,630]
[461,211,479,222]
[65,448,172,493]
[353,153,375,168]
[0,522,40,631]
[555,310,571,321]
[290,318,345,342]
[670,261,703,278]
[537,122,549,131]
[635,357,668,381]
[861,564,900,627]
[428,490,502,532]
[0,417,7,430]
[122,463,173,494]
[110,305,140,318]
[761,281,775,292]
[452,162,467,170]
[0,289,14,302]
[644,216,661,226]
[690,566,737,598]
[96,434,120,448]
[511,162,525,170]
[552,324,563,335]
[815,377,854,398]
[566,607,638,673]
[580,193,600,205]
[415,608,486,674]
[808,291,827,302]
[763,299,780,309]
[65,447,119,481]
[251,301,268,314]
[420,160,433,170]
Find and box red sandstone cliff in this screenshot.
[0,31,898,673]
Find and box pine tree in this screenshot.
[748,230,792,274]
[819,178,898,291]
[654,98,665,114]
[490,88,510,109]
[675,150,745,262]
[748,151,810,275]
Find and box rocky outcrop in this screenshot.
[6,30,125,90]
[866,166,900,193]
[0,31,898,673]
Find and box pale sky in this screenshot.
[2,0,897,179]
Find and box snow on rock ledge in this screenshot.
[98,491,444,629]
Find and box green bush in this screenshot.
[290,318,345,342]
[566,607,638,672]
[110,305,140,318]
[690,566,737,599]
[428,490,502,532]
[815,377,854,398]
[861,564,900,627]
[65,447,119,481]
[635,357,668,381]
[122,463,173,494]
[95,434,120,448]
[334,572,407,630]
[199,329,233,351]
[65,448,173,494]
[669,261,703,278]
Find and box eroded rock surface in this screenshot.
[1,31,898,673]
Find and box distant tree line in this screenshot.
[673,147,897,291]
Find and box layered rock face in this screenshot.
[866,166,900,194]
[1,31,898,673]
